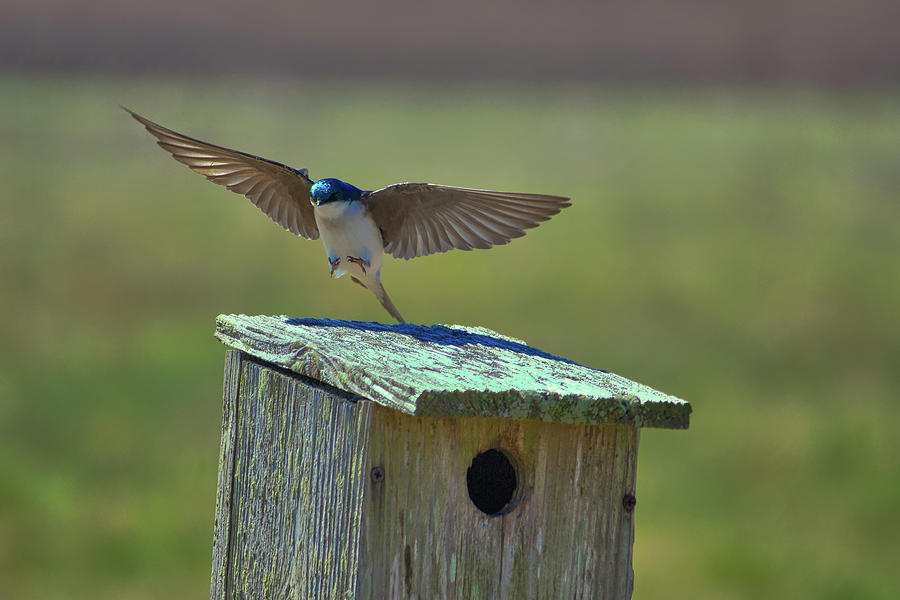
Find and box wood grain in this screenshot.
[212,353,641,599]
[211,352,373,599]
[210,349,242,599]
[361,406,638,599]
[215,314,691,429]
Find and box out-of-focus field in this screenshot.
[1,76,898,599]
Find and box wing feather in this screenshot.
[365,183,569,259]
[443,210,485,249]
[126,108,319,240]
[430,212,455,251]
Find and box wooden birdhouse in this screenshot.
[209,315,691,600]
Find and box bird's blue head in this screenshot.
[310,178,363,206]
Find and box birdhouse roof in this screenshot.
[215,314,691,429]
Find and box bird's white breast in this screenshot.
[314,201,384,279]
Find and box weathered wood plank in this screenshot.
[218,356,372,599]
[214,314,690,429]
[360,408,506,599]
[497,422,638,599]
[210,349,242,600]
[360,407,638,599]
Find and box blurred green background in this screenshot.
[2,2,900,599]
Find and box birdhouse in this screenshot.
[209,315,691,600]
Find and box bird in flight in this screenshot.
[126,109,570,322]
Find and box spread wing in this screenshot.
[126,108,319,240]
[364,183,570,259]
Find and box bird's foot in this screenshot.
[328,256,341,276]
[346,256,369,275]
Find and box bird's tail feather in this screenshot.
[377,285,405,323]
[351,275,406,323]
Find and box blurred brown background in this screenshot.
[4,0,899,83]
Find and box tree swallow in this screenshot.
[126,109,571,322]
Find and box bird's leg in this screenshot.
[346,256,369,275]
[328,256,341,276]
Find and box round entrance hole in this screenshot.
[466,449,517,515]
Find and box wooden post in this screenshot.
[210,315,691,600]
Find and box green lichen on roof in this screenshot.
[215,314,691,429]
